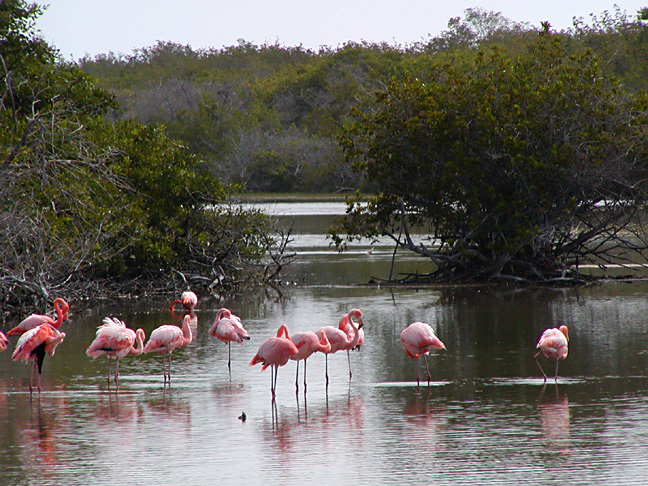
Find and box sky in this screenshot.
[37,1,647,60]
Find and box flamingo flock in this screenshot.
[0,292,573,396]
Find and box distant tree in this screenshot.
[332,33,648,283]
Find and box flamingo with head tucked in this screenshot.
[12,323,66,393]
[401,322,446,386]
[318,311,363,386]
[143,314,193,383]
[209,308,250,369]
[250,324,298,398]
[534,325,569,383]
[169,291,198,319]
[289,330,331,391]
[6,298,70,336]
[86,317,146,384]
[338,309,364,376]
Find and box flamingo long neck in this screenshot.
[318,330,331,352]
[182,316,193,345]
[347,318,361,349]
[276,324,289,339]
[130,329,145,356]
[53,299,67,327]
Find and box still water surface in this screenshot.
[2,202,648,485]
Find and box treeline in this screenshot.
[78,6,648,193]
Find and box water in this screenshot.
[2,202,648,485]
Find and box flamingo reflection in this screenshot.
[538,387,570,450]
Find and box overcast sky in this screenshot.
[37,1,647,60]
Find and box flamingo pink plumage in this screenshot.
[208,308,250,369]
[143,314,193,383]
[169,291,198,319]
[338,308,364,378]
[289,330,331,391]
[6,298,70,336]
[250,324,299,398]
[12,323,66,393]
[534,325,569,383]
[401,322,446,386]
[0,331,8,352]
[318,310,363,386]
[86,317,146,384]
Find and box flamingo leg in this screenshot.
[325,354,329,387]
[295,360,300,391]
[107,357,113,384]
[423,354,431,385]
[273,365,279,397]
[114,358,120,383]
[168,353,173,382]
[554,359,560,383]
[347,350,352,380]
[534,351,548,383]
[29,360,35,394]
[303,358,307,390]
[228,342,232,369]
[270,366,276,397]
[414,359,420,387]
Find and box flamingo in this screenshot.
[338,308,364,377]
[143,314,193,383]
[289,330,331,391]
[169,291,198,318]
[534,325,569,383]
[208,308,250,369]
[0,331,8,352]
[86,317,146,384]
[318,311,363,386]
[401,322,446,386]
[11,323,66,393]
[249,324,299,398]
[6,298,70,336]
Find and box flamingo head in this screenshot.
[559,325,569,342]
[349,309,363,328]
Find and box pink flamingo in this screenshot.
[0,331,8,352]
[86,317,146,384]
[338,308,364,376]
[7,298,70,336]
[318,311,363,386]
[534,325,569,383]
[289,330,331,391]
[249,324,299,398]
[208,308,250,369]
[12,323,66,393]
[169,291,198,318]
[143,314,193,383]
[401,322,446,386]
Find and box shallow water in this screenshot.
[2,203,648,485]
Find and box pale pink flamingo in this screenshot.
[401,322,446,386]
[143,314,193,383]
[250,324,299,398]
[208,308,250,369]
[289,330,331,391]
[12,323,66,393]
[169,291,198,318]
[534,325,569,383]
[318,311,363,386]
[0,331,8,352]
[86,317,146,384]
[7,298,70,336]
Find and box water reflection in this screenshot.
[538,385,570,451]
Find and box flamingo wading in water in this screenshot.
[534,325,569,383]
[401,322,446,386]
[143,314,193,383]
[7,298,70,336]
[338,308,364,377]
[318,310,363,386]
[169,291,198,318]
[250,324,298,398]
[208,308,250,369]
[12,323,66,393]
[86,317,146,384]
[289,330,331,391]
